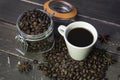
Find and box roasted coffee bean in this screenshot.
[19,22,24,28]
[26,29,30,34]
[86,75,91,80]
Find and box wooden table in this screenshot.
[0,0,120,80]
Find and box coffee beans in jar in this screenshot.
[15,9,55,54]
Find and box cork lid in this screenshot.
[43,0,77,19]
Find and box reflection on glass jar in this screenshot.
[15,9,55,55]
[26,33,54,52]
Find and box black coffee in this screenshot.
[67,28,93,47]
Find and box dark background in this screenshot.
[0,0,120,25]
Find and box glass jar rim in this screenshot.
[16,9,53,40]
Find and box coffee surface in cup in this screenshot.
[67,28,93,47]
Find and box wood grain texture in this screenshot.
[0,22,16,52]
[0,0,120,25]
[66,0,120,24]
[0,0,42,24]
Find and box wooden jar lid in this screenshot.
[43,0,77,19]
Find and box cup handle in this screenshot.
[58,25,66,36]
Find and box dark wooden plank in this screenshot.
[0,22,16,52]
[0,0,43,24]
[66,0,120,24]
[0,0,120,25]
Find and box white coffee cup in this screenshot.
[58,21,98,61]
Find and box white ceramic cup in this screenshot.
[58,21,98,61]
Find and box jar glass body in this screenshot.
[15,9,55,55]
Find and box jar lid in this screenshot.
[43,0,77,19]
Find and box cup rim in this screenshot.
[64,21,98,49]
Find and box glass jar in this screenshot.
[15,9,55,55]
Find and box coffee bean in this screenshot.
[31,28,35,32]
[53,73,57,77]
[22,26,27,31]
[26,29,30,34]
[33,21,37,26]
[86,75,91,79]
[19,22,24,28]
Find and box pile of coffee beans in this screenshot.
[38,36,116,80]
[18,9,51,35]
